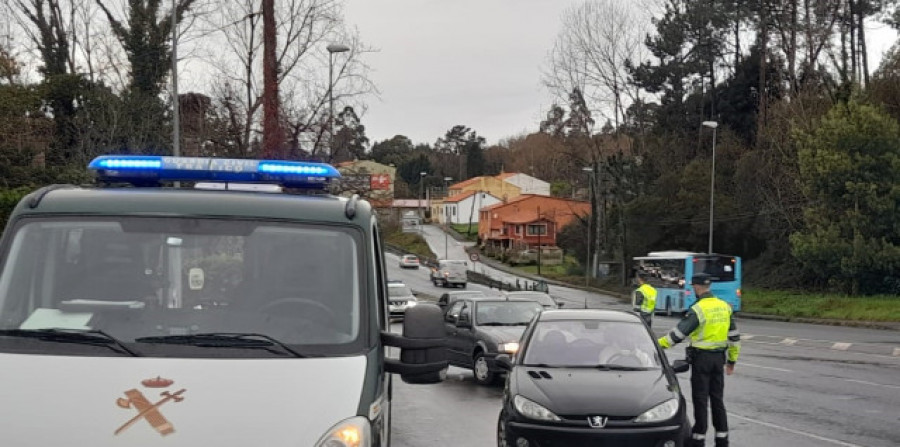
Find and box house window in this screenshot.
[527,224,547,236]
[515,225,522,235]
[452,207,456,216]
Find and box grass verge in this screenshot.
[449,223,478,241]
[383,230,437,260]
[742,289,900,322]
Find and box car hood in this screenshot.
[476,325,527,345]
[0,353,368,447]
[512,366,677,417]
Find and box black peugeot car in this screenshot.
[496,309,691,447]
[444,298,544,385]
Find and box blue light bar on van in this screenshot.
[88,156,340,188]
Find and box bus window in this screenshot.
[695,256,737,282]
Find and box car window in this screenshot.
[475,301,542,326]
[388,286,413,297]
[523,320,661,368]
[446,301,465,322]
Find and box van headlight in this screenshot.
[315,416,371,447]
[513,395,560,422]
[634,399,679,423]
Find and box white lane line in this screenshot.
[742,334,754,340]
[780,338,798,346]
[831,342,852,351]
[741,362,793,373]
[729,412,864,447]
[842,378,900,390]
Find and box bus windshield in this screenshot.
[694,256,737,282]
[0,217,365,357]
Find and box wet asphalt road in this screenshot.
[384,227,900,447]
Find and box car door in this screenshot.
[444,300,467,366]
[454,302,477,368]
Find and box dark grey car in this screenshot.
[444,299,544,385]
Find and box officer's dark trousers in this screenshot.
[690,349,728,446]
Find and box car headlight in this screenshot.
[634,398,679,423]
[513,395,560,422]
[498,342,519,353]
[407,300,417,307]
[315,416,371,447]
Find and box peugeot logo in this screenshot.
[588,416,608,428]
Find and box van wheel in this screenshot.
[473,351,496,385]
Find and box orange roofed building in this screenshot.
[478,195,590,252]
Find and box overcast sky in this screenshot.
[344,0,583,146]
[344,0,899,147]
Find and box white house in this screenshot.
[498,172,551,196]
[442,191,501,225]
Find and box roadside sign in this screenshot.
[469,253,479,262]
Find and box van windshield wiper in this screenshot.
[594,364,651,371]
[134,333,306,358]
[0,328,141,357]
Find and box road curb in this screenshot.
[737,312,900,332]
[464,246,631,301]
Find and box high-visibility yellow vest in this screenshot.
[689,297,731,351]
[637,283,657,313]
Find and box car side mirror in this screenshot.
[672,359,690,374]
[456,314,472,328]
[557,302,565,308]
[495,354,513,371]
[383,304,449,384]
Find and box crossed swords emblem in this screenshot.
[115,385,187,436]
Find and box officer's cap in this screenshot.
[690,274,713,285]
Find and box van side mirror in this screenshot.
[672,359,690,374]
[495,354,513,371]
[383,304,449,384]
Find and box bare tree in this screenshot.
[202,0,376,158]
[544,0,649,129]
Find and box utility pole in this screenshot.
[171,0,180,157]
[262,0,281,158]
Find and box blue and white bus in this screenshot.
[633,251,742,314]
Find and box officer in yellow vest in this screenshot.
[633,272,657,327]
[658,274,741,447]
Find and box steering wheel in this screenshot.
[258,298,337,327]
[606,351,643,367]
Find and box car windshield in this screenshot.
[475,301,542,326]
[523,320,661,369]
[389,286,413,297]
[0,217,364,357]
[506,292,555,307]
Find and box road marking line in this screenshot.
[741,362,793,373]
[780,338,798,346]
[742,334,754,340]
[728,412,864,447]
[831,342,852,351]
[894,347,900,357]
[842,378,900,390]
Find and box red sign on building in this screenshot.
[370,174,391,190]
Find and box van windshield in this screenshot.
[0,217,365,357]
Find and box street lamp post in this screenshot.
[443,177,452,259]
[327,43,350,161]
[582,166,595,285]
[419,172,427,220]
[702,121,718,254]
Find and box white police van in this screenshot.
[0,156,447,446]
